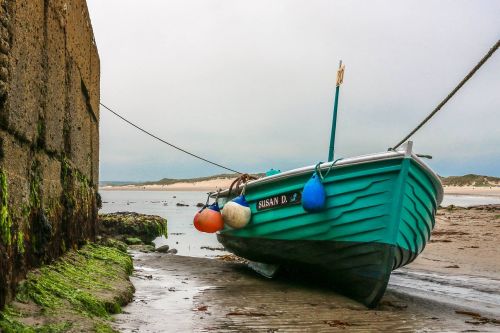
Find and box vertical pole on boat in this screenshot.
[328,60,345,162]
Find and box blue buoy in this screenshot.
[301,172,326,212]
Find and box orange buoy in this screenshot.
[193,203,224,233]
[193,211,203,231]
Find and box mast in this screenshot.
[328,60,345,162]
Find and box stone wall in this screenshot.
[0,0,99,308]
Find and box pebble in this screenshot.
[156,245,170,253]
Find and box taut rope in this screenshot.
[392,39,499,150]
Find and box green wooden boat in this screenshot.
[216,141,443,307]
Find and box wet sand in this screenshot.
[114,205,500,332]
[409,205,500,279]
[114,253,499,332]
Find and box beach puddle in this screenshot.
[390,268,500,317]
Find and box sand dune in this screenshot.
[100,177,238,192]
[101,179,500,198]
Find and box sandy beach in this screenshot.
[443,185,500,197]
[409,205,500,279]
[101,180,500,198]
[100,177,237,192]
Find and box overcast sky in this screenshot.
[87,0,499,181]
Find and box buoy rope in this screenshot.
[100,102,243,174]
[392,39,499,150]
[201,189,221,211]
[227,174,258,197]
[315,158,343,181]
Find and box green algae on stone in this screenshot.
[55,155,101,275]
[99,238,127,253]
[0,244,133,332]
[99,212,168,244]
[28,159,54,259]
[128,244,156,253]
[125,237,143,245]
[0,169,12,246]
[94,322,117,333]
[16,229,24,253]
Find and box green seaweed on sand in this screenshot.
[0,307,72,333]
[0,244,133,332]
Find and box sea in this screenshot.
[100,190,500,259]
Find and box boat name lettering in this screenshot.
[256,191,301,211]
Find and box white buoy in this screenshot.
[222,195,251,229]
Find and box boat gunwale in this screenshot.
[215,148,443,205]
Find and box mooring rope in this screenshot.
[227,174,258,197]
[100,102,243,174]
[392,39,499,150]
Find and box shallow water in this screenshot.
[440,194,500,207]
[100,190,225,258]
[390,268,500,318]
[100,190,499,259]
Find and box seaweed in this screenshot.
[0,308,72,333]
[29,160,52,257]
[99,212,168,244]
[60,156,98,249]
[0,169,12,246]
[0,244,133,332]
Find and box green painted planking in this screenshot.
[220,156,440,261]
[395,161,439,254]
[232,186,394,240]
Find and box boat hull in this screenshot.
[216,145,442,307]
[218,234,405,307]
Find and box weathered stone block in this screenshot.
[47,0,67,27]
[36,152,62,208]
[66,59,92,179]
[89,43,100,120]
[0,130,29,219]
[35,152,63,254]
[65,0,92,93]
[44,4,66,153]
[91,119,98,186]
[6,0,44,144]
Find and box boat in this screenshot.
[215,142,443,307]
[207,60,444,307]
